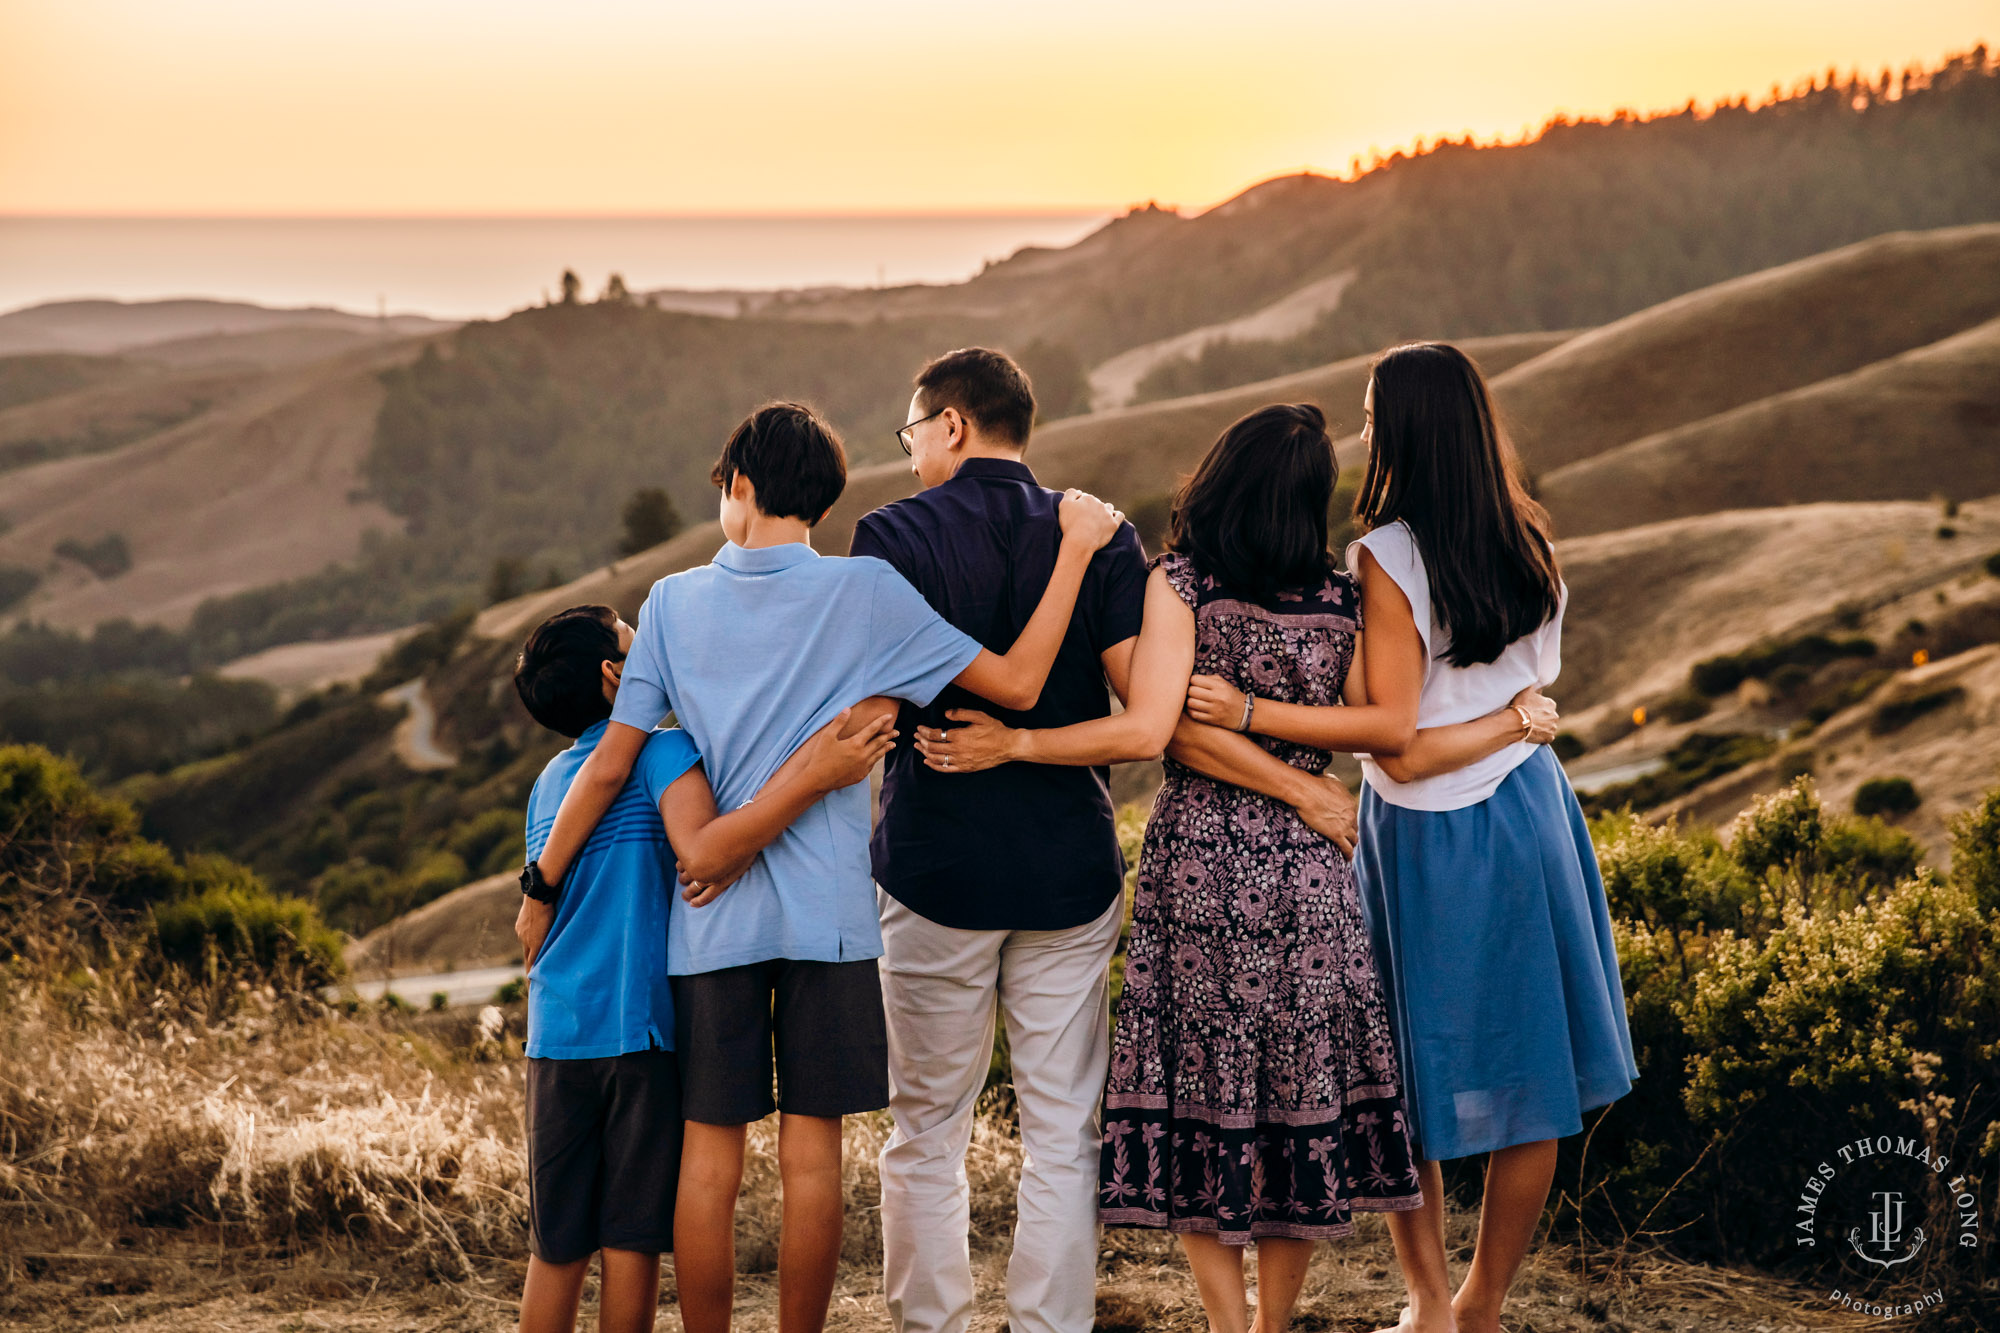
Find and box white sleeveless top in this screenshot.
[1345,521,1565,811]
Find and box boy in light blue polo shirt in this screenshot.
[510,602,896,1333]
[521,402,1121,1333]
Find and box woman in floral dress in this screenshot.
[915,404,1535,1331]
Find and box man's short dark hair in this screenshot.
[914,348,1036,448]
[514,605,623,738]
[708,402,847,523]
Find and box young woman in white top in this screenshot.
[1183,343,1638,1333]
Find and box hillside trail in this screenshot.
[382,677,456,771]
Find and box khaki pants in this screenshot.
[876,888,1123,1333]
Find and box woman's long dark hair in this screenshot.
[1354,342,1560,667]
[1168,403,1335,601]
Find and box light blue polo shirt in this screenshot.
[523,722,701,1058]
[607,541,982,975]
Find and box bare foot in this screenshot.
[1451,1297,1502,1333]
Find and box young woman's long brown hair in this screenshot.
[1355,342,1560,667]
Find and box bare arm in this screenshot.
[535,721,649,885]
[950,490,1123,712]
[1184,547,1423,756]
[662,699,899,902]
[1163,715,1358,855]
[919,565,1192,768]
[914,569,1359,853]
[1342,629,1557,784]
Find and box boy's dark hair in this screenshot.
[1169,403,1336,603]
[914,347,1036,448]
[708,401,848,523]
[514,605,624,738]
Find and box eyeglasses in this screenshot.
[894,407,945,456]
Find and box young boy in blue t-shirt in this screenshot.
[517,403,1121,1333]
[510,602,895,1333]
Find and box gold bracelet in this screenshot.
[1513,704,1532,735]
[1238,693,1256,733]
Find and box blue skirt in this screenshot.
[1353,745,1639,1162]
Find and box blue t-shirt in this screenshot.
[608,540,983,975]
[523,722,701,1058]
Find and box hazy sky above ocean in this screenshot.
[0,215,1110,320]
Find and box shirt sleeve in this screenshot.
[524,774,546,859]
[634,728,703,807]
[848,511,897,567]
[1086,523,1148,652]
[860,558,984,706]
[1347,524,1433,674]
[1537,579,1567,686]
[608,584,674,732]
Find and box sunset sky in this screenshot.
[1,0,1990,217]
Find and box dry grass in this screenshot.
[1,964,1879,1333]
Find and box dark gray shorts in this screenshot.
[671,957,888,1124]
[524,1048,682,1263]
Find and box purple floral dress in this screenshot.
[1098,552,1424,1243]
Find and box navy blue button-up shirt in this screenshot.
[851,456,1148,931]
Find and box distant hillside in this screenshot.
[791,49,2000,394]
[1488,224,2000,475]
[0,339,422,632]
[0,298,453,356]
[1541,314,2000,535]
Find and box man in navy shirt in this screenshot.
[851,349,1146,1333]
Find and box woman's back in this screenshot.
[1157,551,1359,779]
[1348,520,1564,811]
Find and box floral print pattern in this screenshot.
[1099,553,1424,1243]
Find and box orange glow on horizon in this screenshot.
[0,1,1990,218]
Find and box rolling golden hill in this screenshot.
[1539,313,2000,535]
[1490,224,2000,474]
[0,337,432,631]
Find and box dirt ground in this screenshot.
[5,1214,1884,1333]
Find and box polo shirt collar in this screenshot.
[950,457,1036,485]
[715,540,819,573]
[572,719,610,751]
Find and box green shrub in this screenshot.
[54,533,131,579]
[360,608,474,692]
[1985,550,2000,578]
[1688,633,1876,696]
[1820,814,1921,890]
[1564,777,2000,1271]
[1869,684,1965,734]
[1800,664,1891,723]
[1593,811,1750,938]
[1550,731,1586,762]
[430,990,449,1011]
[1947,787,2000,915]
[1579,731,1776,815]
[1657,687,1711,723]
[0,564,38,612]
[617,487,683,556]
[447,807,526,876]
[1727,777,1825,881]
[494,977,526,1005]
[1852,775,1921,818]
[146,859,344,987]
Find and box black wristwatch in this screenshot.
[520,859,560,905]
